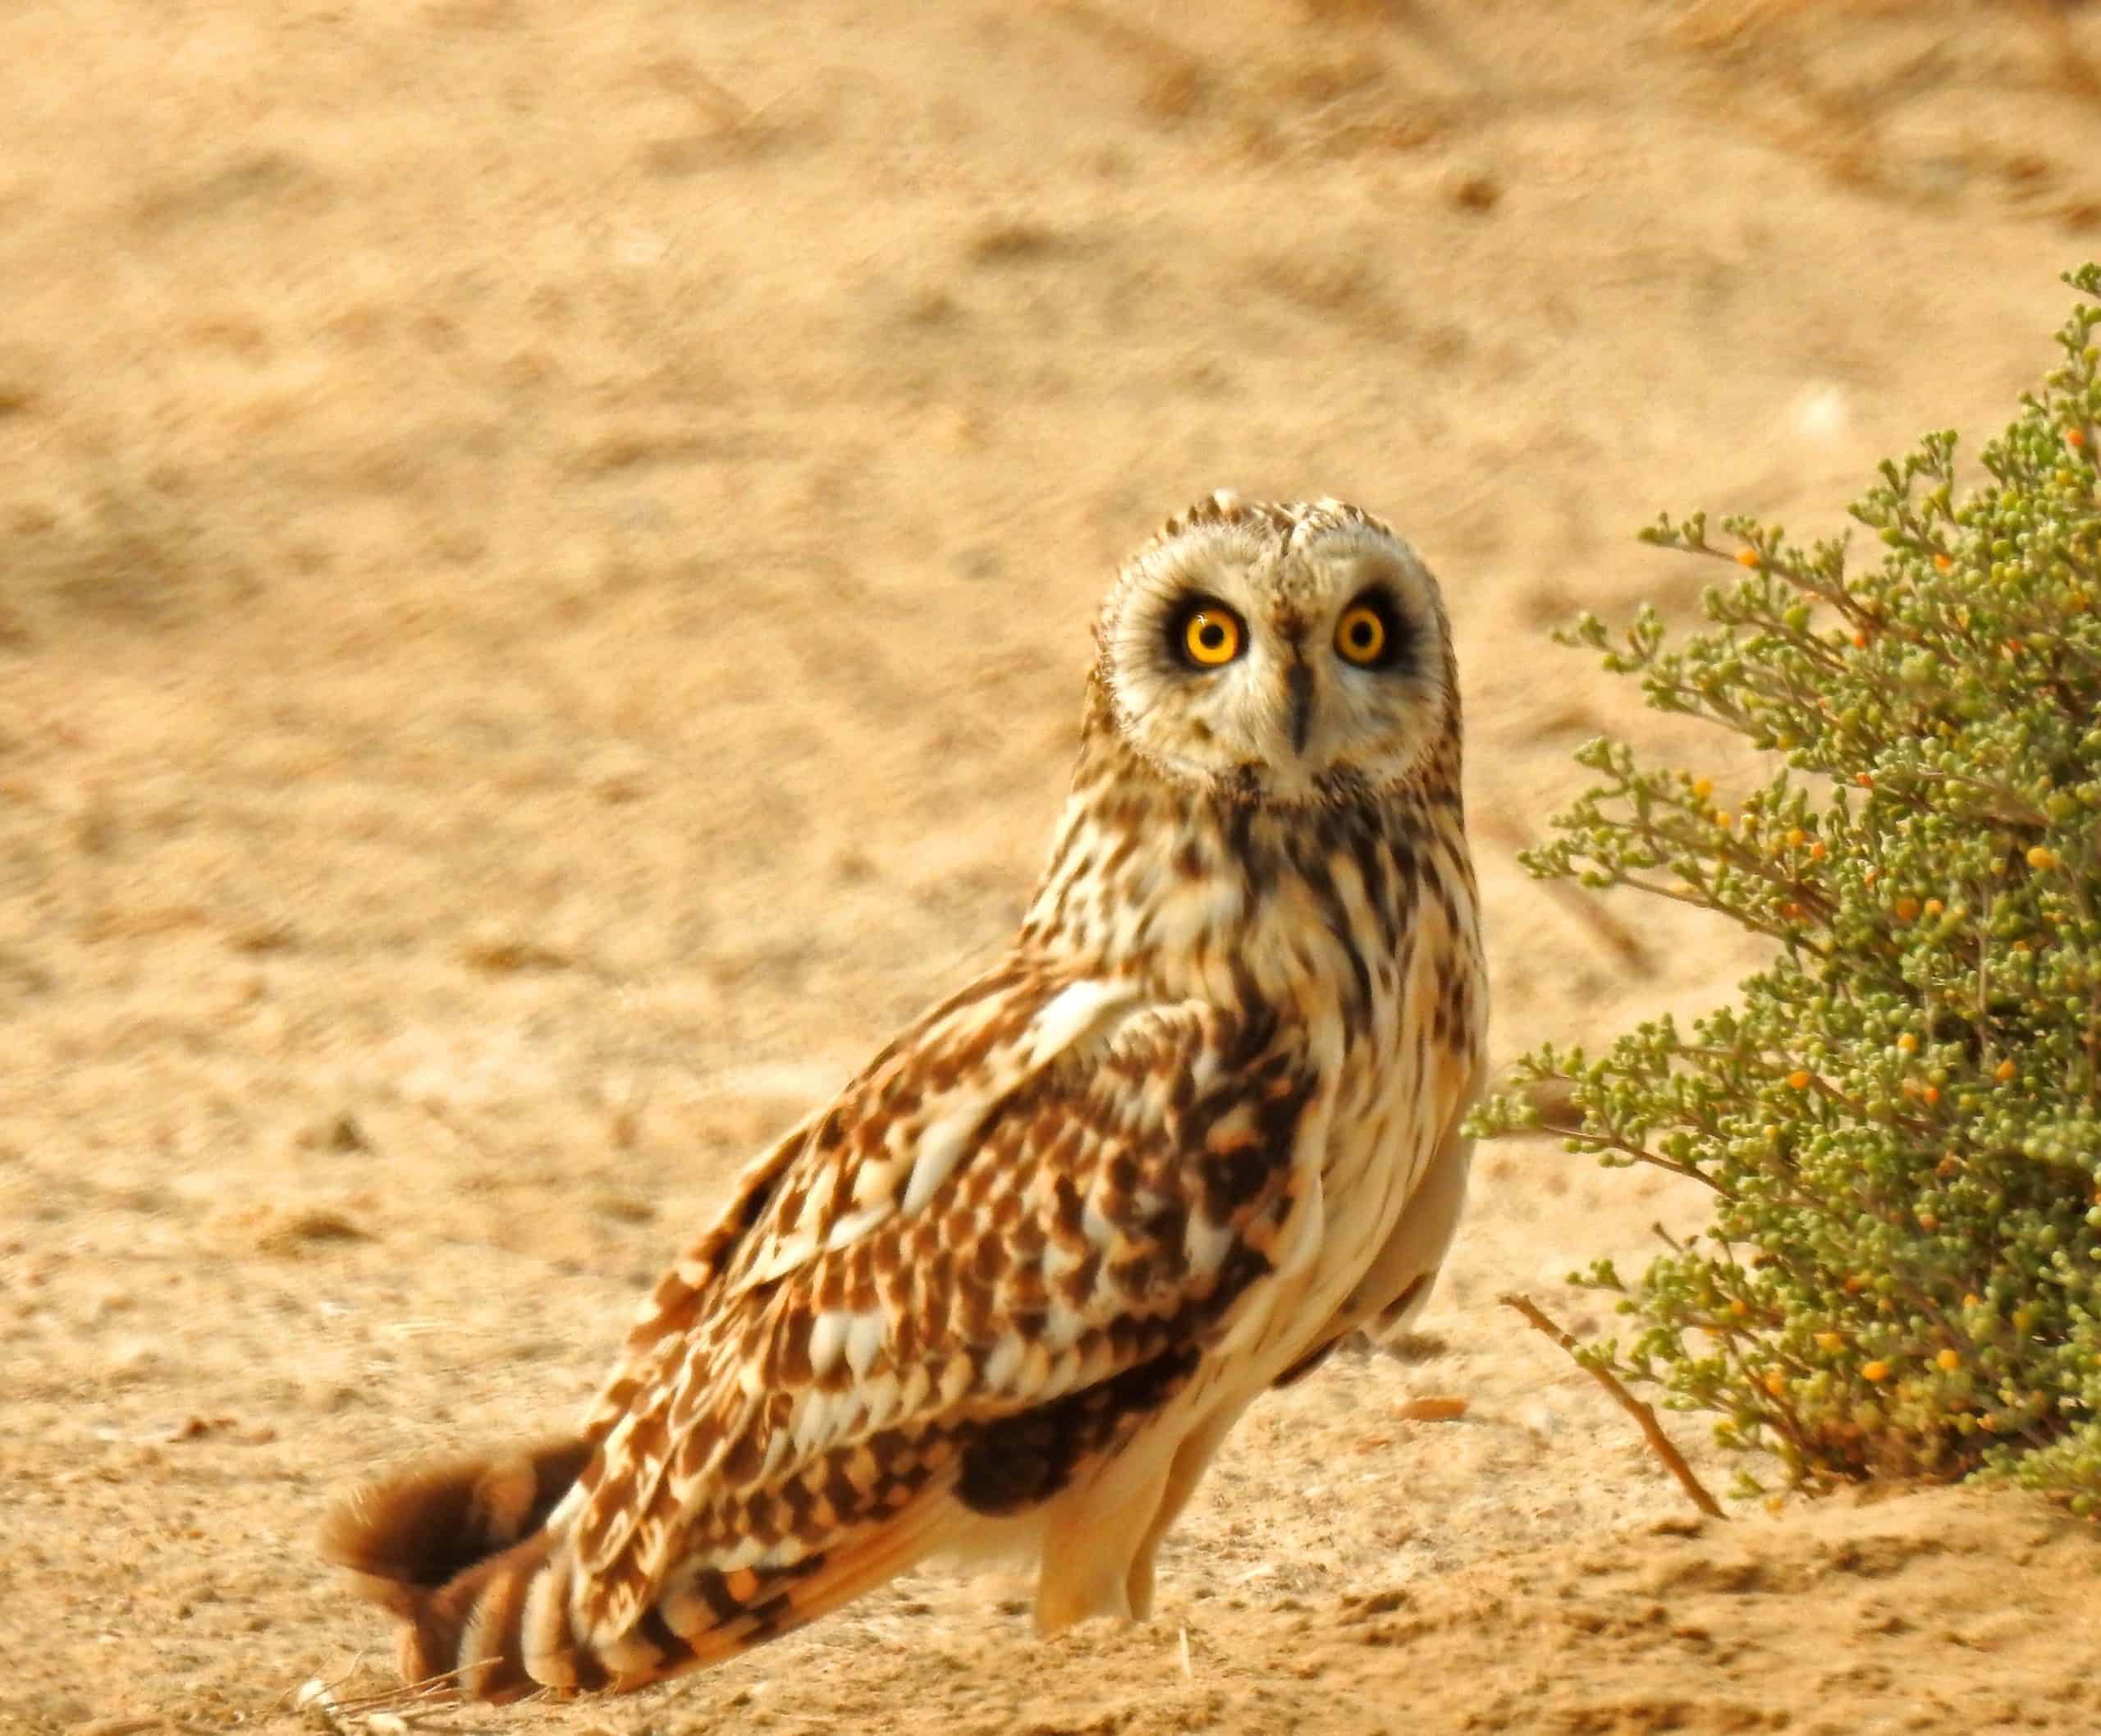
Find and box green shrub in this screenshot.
[1471,268,2101,1511]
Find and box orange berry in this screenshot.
[1728,1299,1749,1318]
[1896,1033,1918,1053]
[1894,897,1920,922]
[1763,1371,1788,1398]
[1923,898,1943,917]
[1852,630,1870,648]
[1737,547,1760,567]
[1690,777,1714,801]
[2027,845,2060,870]
[1963,1293,1983,1309]
[1916,1211,1939,1233]
[1936,1349,1961,1372]
[2069,427,2087,448]
[1843,1275,1867,1294]
[1862,1361,1891,1383]
[1863,867,1878,884]
[1810,841,1827,860]
[1786,828,1807,848]
[1856,772,1874,789]
[1787,1070,1812,1091]
[1922,1086,1940,1105]
[1996,1059,2017,1083]
[1815,1332,1845,1353]
[1933,553,1953,572]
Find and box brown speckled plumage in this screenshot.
[320,490,1487,1702]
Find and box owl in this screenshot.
[322,490,1486,1702]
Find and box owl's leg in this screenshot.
[1122,1404,1241,1619]
[1032,1455,1173,1634]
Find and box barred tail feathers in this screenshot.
[319,1438,596,1701]
[323,1441,965,1701]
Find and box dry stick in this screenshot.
[1499,1291,1727,1522]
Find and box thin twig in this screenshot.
[1499,1291,1727,1522]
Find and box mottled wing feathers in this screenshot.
[561,963,1320,1650]
[578,1115,817,1431]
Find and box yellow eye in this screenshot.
[1181,607,1243,667]
[1335,604,1387,666]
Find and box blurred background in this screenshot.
[7,3,2101,1733]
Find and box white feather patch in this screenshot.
[856,1368,899,1428]
[1080,1198,1118,1252]
[808,1309,849,1376]
[982,1333,1024,1391]
[900,1104,985,1216]
[1184,1210,1237,1279]
[521,1564,577,1683]
[455,1578,506,1691]
[1018,1339,1054,1397]
[732,1233,820,1291]
[823,1206,890,1251]
[1041,1236,1085,1280]
[1021,977,1134,1067]
[792,1391,836,1455]
[1039,1296,1088,1350]
[845,1310,886,1379]
[709,1536,766,1575]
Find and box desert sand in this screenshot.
[5,3,2101,1733]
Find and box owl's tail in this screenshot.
[319,1438,600,1702]
[322,1439,964,1702]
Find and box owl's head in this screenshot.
[1093,491,1457,804]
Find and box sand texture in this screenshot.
[5,3,2101,1732]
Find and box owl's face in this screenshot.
[1096,493,1454,804]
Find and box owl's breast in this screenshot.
[1258,827,1485,1335]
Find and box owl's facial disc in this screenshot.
[1101,512,1450,802]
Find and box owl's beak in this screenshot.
[1285,660,1314,758]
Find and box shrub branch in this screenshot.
[1472,268,2101,1513]
[1500,1293,1727,1520]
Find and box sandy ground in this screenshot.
[7,2,2101,1732]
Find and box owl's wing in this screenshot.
[561,960,1322,1656]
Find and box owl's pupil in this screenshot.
[1199,623,1225,650]
[1350,622,1372,647]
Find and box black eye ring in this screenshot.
[1332,589,1408,671]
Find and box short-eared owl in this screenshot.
[323,490,1486,1701]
